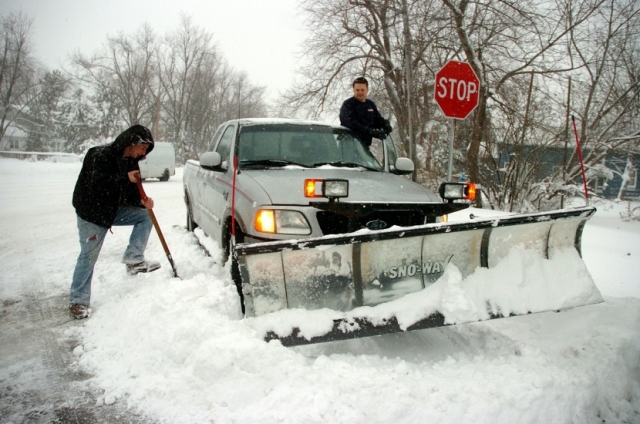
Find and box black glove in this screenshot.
[370,128,387,140]
[383,120,393,134]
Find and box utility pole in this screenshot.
[402,0,415,181]
[561,77,571,209]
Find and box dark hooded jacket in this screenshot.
[73,125,155,228]
[339,97,386,147]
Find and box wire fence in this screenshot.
[0,151,83,162]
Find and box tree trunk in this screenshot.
[466,89,487,183]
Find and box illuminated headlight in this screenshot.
[305,179,349,199]
[439,182,476,202]
[255,210,311,235]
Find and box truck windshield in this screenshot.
[237,124,382,171]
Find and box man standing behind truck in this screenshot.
[339,77,393,147]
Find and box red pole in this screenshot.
[230,155,239,240]
[571,115,589,205]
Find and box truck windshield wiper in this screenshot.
[313,161,380,172]
[240,159,310,168]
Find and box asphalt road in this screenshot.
[0,290,154,423]
[0,159,157,423]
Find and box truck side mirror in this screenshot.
[393,157,414,175]
[200,152,222,169]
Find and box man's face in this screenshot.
[123,144,149,158]
[353,83,369,102]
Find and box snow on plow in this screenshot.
[235,206,603,346]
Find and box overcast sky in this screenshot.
[0,0,305,102]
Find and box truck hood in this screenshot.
[243,167,442,205]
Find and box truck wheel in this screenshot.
[231,253,245,315]
[222,220,245,263]
[223,222,246,315]
[159,169,170,182]
[186,197,198,232]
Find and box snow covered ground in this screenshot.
[1,157,639,423]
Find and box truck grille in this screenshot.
[316,210,426,235]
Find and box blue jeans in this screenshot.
[69,206,153,306]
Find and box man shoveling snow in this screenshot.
[69,125,161,319]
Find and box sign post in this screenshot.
[434,60,480,181]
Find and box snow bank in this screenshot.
[248,247,603,341]
[64,216,631,424]
[66,239,639,424]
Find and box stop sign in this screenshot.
[434,60,480,119]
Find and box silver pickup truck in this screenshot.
[183,118,470,261]
[182,118,599,346]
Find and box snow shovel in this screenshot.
[136,181,179,278]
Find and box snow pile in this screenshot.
[386,247,602,326]
[64,202,636,423]
[66,257,640,424]
[249,247,603,341]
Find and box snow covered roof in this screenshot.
[3,124,27,138]
[234,117,345,129]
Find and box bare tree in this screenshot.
[71,24,158,132]
[21,69,69,151]
[278,0,562,188]
[281,0,639,212]
[440,0,606,185]
[485,0,640,209]
[157,15,227,159]
[0,11,38,148]
[157,16,267,161]
[57,87,98,153]
[559,0,640,192]
[226,71,267,120]
[277,1,425,155]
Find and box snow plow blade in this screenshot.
[235,206,603,347]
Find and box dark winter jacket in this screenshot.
[339,97,386,146]
[73,125,155,228]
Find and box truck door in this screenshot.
[200,123,237,245]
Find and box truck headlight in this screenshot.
[255,210,311,235]
[304,179,348,199]
[439,182,476,202]
[323,180,349,197]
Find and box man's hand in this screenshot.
[141,196,154,209]
[383,120,393,135]
[370,128,387,140]
[128,170,142,183]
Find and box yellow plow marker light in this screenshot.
[465,183,476,201]
[304,179,323,198]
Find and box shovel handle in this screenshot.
[135,181,179,278]
[136,180,149,200]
